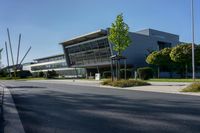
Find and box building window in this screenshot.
[66,38,111,66]
[157,41,171,50]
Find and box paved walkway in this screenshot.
[0,82,25,133]
[26,79,200,96]
[112,82,200,96]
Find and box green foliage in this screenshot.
[0,69,8,77]
[39,71,44,77]
[16,70,32,78]
[146,48,172,66]
[101,79,150,87]
[108,13,131,55]
[137,67,153,80]
[120,69,132,79]
[182,82,200,92]
[148,78,200,82]
[170,44,192,65]
[146,51,162,66]
[102,69,132,79]
[101,79,113,85]
[195,45,200,64]
[102,71,111,78]
[46,70,58,79]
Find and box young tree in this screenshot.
[108,13,131,80]
[108,13,131,56]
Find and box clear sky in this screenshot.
[0,0,200,66]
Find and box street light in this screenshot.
[191,0,195,80]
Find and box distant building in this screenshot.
[60,28,180,77]
[22,62,35,71]
[29,54,85,78]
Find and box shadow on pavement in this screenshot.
[9,88,200,133]
[0,106,4,133]
[6,86,46,89]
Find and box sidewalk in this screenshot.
[102,82,200,96]
[0,83,25,133]
[26,79,200,96]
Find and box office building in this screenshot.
[60,28,179,76]
[30,54,85,78]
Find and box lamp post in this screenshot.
[191,0,195,80]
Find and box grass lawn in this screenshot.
[0,77,45,80]
[147,78,200,82]
[101,79,150,87]
[181,82,200,92]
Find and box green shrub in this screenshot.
[101,79,112,85]
[0,69,8,77]
[16,70,32,78]
[102,71,111,78]
[39,71,44,77]
[182,82,200,92]
[46,70,58,79]
[120,69,132,79]
[101,79,150,87]
[137,67,153,80]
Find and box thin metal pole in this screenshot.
[191,0,195,80]
[115,60,118,80]
[5,42,11,77]
[7,28,15,66]
[124,59,127,80]
[19,46,31,65]
[97,65,99,73]
[0,48,3,70]
[16,34,21,65]
[110,59,114,81]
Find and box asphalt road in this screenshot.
[2,80,200,133]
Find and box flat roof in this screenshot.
[34,54,64,61]
[60,29,107,47]
[136,28,179,37]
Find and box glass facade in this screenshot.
[37,55,65,63]
[55,68,86,77]
[32,54,86,77]
[157,41,171,50]
[31,62,67,71]
[66,38,111,66]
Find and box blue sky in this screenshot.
[0,0,200,65]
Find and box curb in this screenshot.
[100,84,200,97]
[0,83,25,133]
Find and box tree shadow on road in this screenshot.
[7,88,200,133]
[6,86,47,89]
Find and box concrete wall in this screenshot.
[120,29,179,68]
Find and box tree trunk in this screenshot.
[157,66,160,79]
[185,64,188,79]
[118,59,120,80]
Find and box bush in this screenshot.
[102,71,111,78]
[0,69,8,77]
[182,82,200,92]
[46,70,58,79]
[120,69,132,79]
[16,70,32,78]
[101,79,150,87]
[39,71,44,77]
[137,67,153,80]
[102,69,132,79]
